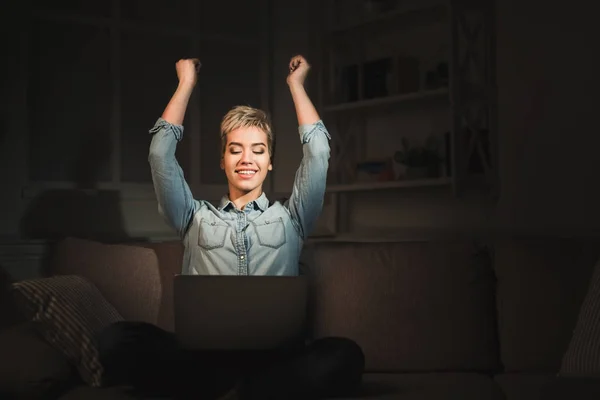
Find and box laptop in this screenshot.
[173,274,308,351]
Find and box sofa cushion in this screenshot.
[12,275,124,387]
[334,372,504,400]
[49,237,162,325]
[493,373,555,400]
[560,257,600,377]
[0,322,76,399]
[494,236,599,372]
[135,241,184,332]
[539,376,600,400]
[304,240,500,373]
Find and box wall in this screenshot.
[492,0,600,233]
[2,0,599,246]
[271,0,311,193]
[0,2,171,240]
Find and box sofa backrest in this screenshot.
[48,237,165,327]
[46,237,501,374]
[47,237,185,332]
[0,265,24,331]
[301,239,501,374]
[492,235,599,373]
[44,234,600,376]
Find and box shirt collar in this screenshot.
[219,192,269,212]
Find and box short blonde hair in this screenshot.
[220,105,274,160]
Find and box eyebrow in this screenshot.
[228,142,266,147]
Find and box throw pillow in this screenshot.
[560,256,600,376]
[0,322,76,399]
[11,275,124,387]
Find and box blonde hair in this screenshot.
[220,105,274,160]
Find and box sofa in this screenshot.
[2,233,600,399]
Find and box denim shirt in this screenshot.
[148,118,331,276]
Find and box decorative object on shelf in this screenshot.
[363,57,393,99]
[355,160,394,183]
[393,136,443,179]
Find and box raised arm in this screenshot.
[148,59,200,238]
[285,55,331,239]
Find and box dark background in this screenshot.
[0,0,598,250]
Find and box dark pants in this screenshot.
[97,321,365,400]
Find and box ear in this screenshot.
[268,162,273,171]
[220,158,224,170]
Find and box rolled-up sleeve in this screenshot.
[285,120,331,239]
[148,118,197,238]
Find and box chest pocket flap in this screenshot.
[198,218,229,250]
[253,217,286,249]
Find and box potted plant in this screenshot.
[393,136,443,179]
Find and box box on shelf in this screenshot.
[363,57,393,99]
[334,64,359,103]
[397,55,420,94]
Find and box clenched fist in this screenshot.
[175,58,201,87]
[287,55,310,87]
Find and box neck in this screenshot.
[228,185,263,210]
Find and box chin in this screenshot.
[236,185,256,193]
[232,181,262,194]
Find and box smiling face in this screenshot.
[220,126,272,198]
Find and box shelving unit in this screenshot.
[312,0,498,236]
[327,177,452,193]
[323,87,448,112]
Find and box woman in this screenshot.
[98,55,364,400]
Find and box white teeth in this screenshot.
[237,171,256,175]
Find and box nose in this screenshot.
[239,150,253,165]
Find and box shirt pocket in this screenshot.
[197,218,229,250]
[253,217,286,249]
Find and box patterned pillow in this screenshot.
[11,275,124,387]
[560,257,600,376]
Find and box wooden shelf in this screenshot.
[330,1,448,34]
[327,177,452,193]
[324,88,449,113]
